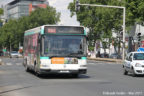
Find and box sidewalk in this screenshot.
[88,57,123,63]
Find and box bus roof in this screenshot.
[25,25,84,32]
[24,25,85,36]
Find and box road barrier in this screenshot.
[88,57,123,63]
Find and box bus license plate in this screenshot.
[59,70,70,73]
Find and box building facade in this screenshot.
[4,0,48,20]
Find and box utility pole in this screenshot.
[75,0,126,61]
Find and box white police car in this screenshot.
[123,51,144,76]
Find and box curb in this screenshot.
[88,57,123,63]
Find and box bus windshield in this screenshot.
[43,35,86,57]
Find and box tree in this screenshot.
[0,8,3,15]
[68,0,124,54]
[69,0,144,55]
[125,0,144,26]
[0,8,3,26]
[29,7,60,28]
[0,6,60,50]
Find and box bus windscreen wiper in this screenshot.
[67,53,82,57]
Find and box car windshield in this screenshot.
[133,53,144,60]
[42,35,87,57]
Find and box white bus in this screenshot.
[23,25,87,77]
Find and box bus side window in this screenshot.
[37,39,41,55]
[32,34,38,54]
[27,36,31,53]
[44,39,49,54]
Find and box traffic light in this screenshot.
[137,33,141,47]
[75,0,80,11]
[137,33,141,41]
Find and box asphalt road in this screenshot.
[0,58,144,96]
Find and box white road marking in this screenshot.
[16,63,22,66]
[2,63,22,66]
[6,63,12,66]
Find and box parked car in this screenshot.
[0,51,3,56]
[100,53,109,58]
[123,51,144,76]
[10,51,20,58]
[109,53,122,59]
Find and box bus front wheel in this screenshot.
[34,64,41,77]
[25,64,30,72]
[24,59,29,72]
[71,74,79,78]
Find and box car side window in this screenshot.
[126,53,130,61]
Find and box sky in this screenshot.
[0,0,80,26]
[48,0,80,25]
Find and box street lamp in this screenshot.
[76,0,126,61]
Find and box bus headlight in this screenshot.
[40,64,49,68]
[40,59,51,68]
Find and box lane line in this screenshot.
[6,63,12,66]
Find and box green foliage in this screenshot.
[68,0,124,50]
[0,8,3,23]
[88,46,94,51]
[0,8,3,16]
[68,0,144,53]
[0,6,60,50]
[125,0,144,25]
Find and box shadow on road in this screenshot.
[26,70,90,79]
[39,74,90,79]
[125,73,144,78]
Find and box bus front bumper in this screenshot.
[38,69,87,74]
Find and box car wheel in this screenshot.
[132,68,136,77]
[123,68,128,75]
[71,74,79,78]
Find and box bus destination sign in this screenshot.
[44,26,84,34]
